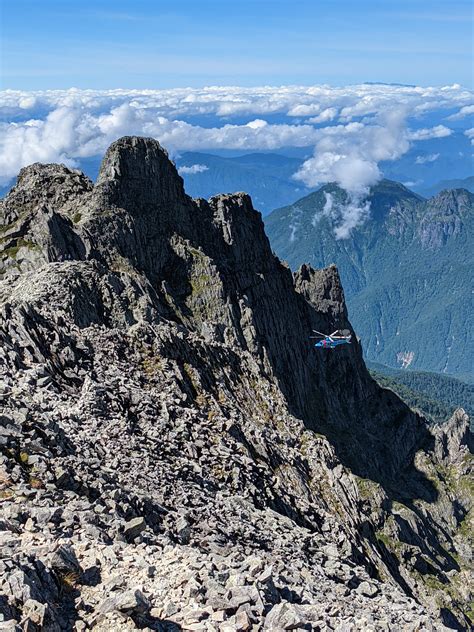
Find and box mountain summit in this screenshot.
[0,137,472,630]
[265,180,474,378]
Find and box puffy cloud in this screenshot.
[312,191,334,227]
[298,123,453,239]
[403,180,423,188]
[297,107,422,195]
[18,96,37,109]
[323,191,334,216]
[407,125,452,140]
[0,84,471,206]
[289,223,298,242]
[293,108,411,237]
[333,198,371,240]
[0,106,320,185]
[447,104,474,120]
[415,153,440,164]
[178,163,209,175]
[0,107,83,183]
[1,83,471,123]
[308,108,338,124]
[291,109,456,238]
[465,128,474,145]
[311,189,371,239]
[287,103,322,117]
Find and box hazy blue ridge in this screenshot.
[174,152,312,214]
[418,175,474,199]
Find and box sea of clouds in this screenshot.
[1,83,472,237]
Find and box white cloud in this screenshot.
[408,125,452,140]
[447,104,474,120]
[415,152,440,164]
[333,198,371,239]
[246,119,268,129]
[293,108,411,237]
[1,84,471,121]
[323,191,334,216]
[178,163,209,175]
[308,108,338,124]
[0,84,470,202]
[0,106,321,185]
[403,180,423,188]
[291,109,456,238]
[288,103,322,117]
[289,223,298,242]
[312,191,334,226]
[296,107,418,192]
[18,96,37,109]
[465,128,474,145]
[310,190,371,239]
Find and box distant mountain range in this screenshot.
[265,180,474,379]
[418,175,474,198]
[175,137,473,214]
[174,151,312,214]
[380,130,473,193]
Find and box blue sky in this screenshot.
[1,0,473,89]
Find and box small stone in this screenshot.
[263,602,306,630]
[98,589,150,615]
[356,581,379,598]
[36,376,52,387]
[234,610,251,631]
[24,518,35,532]
[22,599,47,626]
[162,601,179,617]
[183,608,210,624]
[210,610,226,622]
[123,516,146,541]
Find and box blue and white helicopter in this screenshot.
[311,329,352,349]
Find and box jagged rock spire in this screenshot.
[94,136,187,212]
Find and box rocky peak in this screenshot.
[94,136,187,214]
[0,163,93,225]
[418,188,472,248]
[434,409,473,464]
[427,188,473,215]
[0,138,434,480]
[294,263,348,320]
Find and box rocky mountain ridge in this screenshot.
[0,137,472,630]
[264,181,474,378]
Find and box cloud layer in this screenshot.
[1,83,472,235]
[177,164,209,175]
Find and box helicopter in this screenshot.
[311,329,352,349]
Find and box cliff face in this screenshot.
[0,137,472,631]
